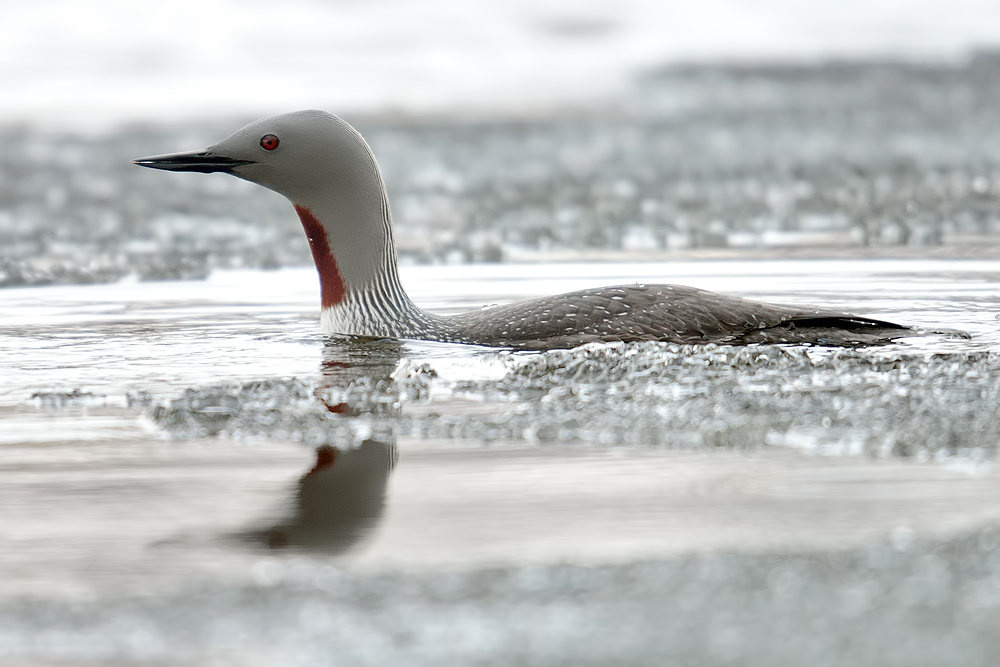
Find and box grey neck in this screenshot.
[292,122,448,339]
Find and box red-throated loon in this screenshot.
[133,110,952,351]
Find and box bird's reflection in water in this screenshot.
[314,337,406,417]
[261,438,398,551]
[247,338,404,553]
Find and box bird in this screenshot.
[133,110,956,351]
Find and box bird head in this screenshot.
[133,110,374,205]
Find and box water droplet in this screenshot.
[481,303,499,311]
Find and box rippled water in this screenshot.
[3,259,1000,665]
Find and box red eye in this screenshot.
[260,134,279,150]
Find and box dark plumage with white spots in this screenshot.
[441,284,914,350]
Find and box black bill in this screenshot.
[132,150,254,174]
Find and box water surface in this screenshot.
[2,259,1000,665]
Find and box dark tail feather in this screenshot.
[737,316,970,346]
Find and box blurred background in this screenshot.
[4,0,1000,286]
[5,0,1000,126]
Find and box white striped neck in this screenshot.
[286,124,440,338]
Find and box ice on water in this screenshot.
[146,341,1000,462]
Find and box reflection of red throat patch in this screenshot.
[305,445,338,478]
[294,205,347,308]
